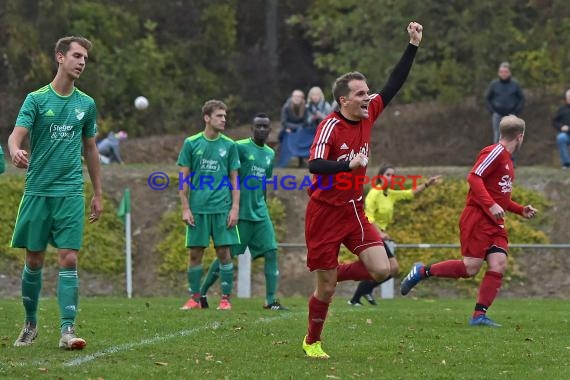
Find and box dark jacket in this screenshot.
[553,104,570,133]
[485,77,525,116]
[280,98,308,132]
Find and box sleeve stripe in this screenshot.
[315,118,339,158]
[474,144,504,176]
[369,93,379,100]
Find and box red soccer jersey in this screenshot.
[465,143,523,224]
[308,94,384,205]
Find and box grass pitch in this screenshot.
[1,297,569,379]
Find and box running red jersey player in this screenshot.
[401,115,538,327]
[302,21,423,359]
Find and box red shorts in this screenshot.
[305,198,384,271]
[459,206,508,259]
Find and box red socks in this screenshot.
[427,261,503,318]
[306,295,330,344]
[428,260,470,278]
[336,261,374,282]
[473,271,503,317]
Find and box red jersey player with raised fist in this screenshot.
[401,115,537,327]
[302,21,423,359]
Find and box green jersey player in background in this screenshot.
[199,113,287,310]
[0,145,5,174]
[8,36,103,350]
[178,100,240,311]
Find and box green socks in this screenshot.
[188,265,203,300]
[21,265,42,326]
[58,267,79,330]
[201,252,277,301]
[219,262,234,296]
[200,259,220,296]
[264,250,279,304]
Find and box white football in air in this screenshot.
[134,96,149,110]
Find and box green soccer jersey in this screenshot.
[177,132,240,214]
[0,145,5,174]
[15,84,97,196]
[236,138,274,221]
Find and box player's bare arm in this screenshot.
[413,175,443,195]
[83,136,103,223]
[427,175,442,186]
[179,165,195,226]
[8,126,29,169]
[227,170,239,228]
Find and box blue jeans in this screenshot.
[491,113,503,143]
[556,132,570,166]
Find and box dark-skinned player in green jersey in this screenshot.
[9,36,103,350]
[199,113,287,310]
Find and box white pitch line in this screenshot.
[64,312,303,367]
[63,321,221,367]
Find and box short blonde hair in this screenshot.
[499,115,525,141]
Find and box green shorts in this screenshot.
[231,219,277,259]
[186,213,240,248]
[11,195,85,251]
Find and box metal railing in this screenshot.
[277,243,570,249]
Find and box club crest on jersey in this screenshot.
[498,175,513,193]
[75,109,85,120]
[336,143,369,162]
[219,148,227,157]
[266,156,272,166]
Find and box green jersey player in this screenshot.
[199,113,287,310]
[8,36,103,350]
[0,145,5,174]
[178,100,240,311]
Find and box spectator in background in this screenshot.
[277,89,309,168]
[553,89,570,169]
[485,62,525,143]
[97,130,127,164]
[306,86,332,130]
[0,145,5,174]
